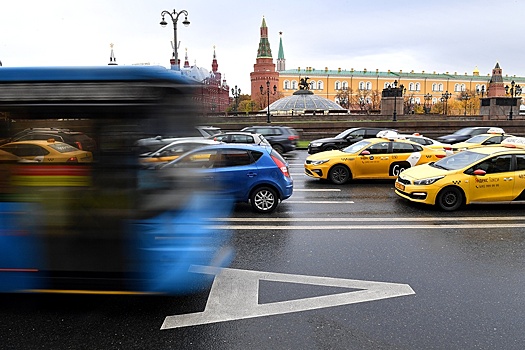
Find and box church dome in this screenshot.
[268,89,346,113]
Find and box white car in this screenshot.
[398,133,451,151]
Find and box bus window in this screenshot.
[0,66,233,295]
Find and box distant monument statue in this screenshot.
[299,77,310,90]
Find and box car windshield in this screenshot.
[464,135,487,143]
[48,142,80,153]
[432,150,487,170]
[335,128,355,139]
[342,140,370,154]
[454,128,477,136]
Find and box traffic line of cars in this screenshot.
[305,127,525,211]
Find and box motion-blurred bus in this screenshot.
[0,66,233,295]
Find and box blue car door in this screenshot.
[213,149,259,201]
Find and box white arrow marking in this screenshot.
[161,266,415,330]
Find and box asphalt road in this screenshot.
[2,150,525,350]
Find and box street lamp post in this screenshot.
[231,85,241,116]
[424,93,432,114]
[260,80,277,123]
[441,91,452,115]
[505,80,522,120]
[476,86,486,98]
[463,93,470,116]
[159,9,190,71]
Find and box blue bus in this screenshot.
[0,66,233,295]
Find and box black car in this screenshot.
[241,126,299,154]
[0,127,97,152]
[436,127,496,144]
[307,127,394,154]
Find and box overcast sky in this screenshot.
[1,0,523,94]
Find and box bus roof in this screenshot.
[0,65,192,84]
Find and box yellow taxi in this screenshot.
[0,139,93,163]
[395,137,525,211]
[304,131,447,184]
[445,127,513,154]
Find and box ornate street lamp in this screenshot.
[441,91,452,115]
[424,93,432,114]
[463,93,470,116]
[231,85,241,116]
[505,80,522,120]
[476,86,486,98]
[160,9,190,71]
[260,81,277,123]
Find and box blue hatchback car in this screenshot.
[160,144,293,213]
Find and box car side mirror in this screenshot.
[473,169,486,176]
[360,150,371,156]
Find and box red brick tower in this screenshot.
[487,62,506,97]
[250,16,279,108]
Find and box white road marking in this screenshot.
[293,189,341,192]
[286,200,355,204]
[210,223,525,230]
[161,266,415,330]
[217,216,525,222]
[205,216,525,230]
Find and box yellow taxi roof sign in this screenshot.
[376,130,399,140]
[487,127,505,134]
[501,136,525,148]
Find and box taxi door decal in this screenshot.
[406,152,422,166]
[389,161,411,177]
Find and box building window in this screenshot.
[366,81,372,90]
[384,82,390,89]
[439,83,444,92]
[409,82,415,91]
[292,81,297,90]
[461,83,466,92]
[284,80,290,90]
[342,81,348,89]
[318,81,323,90]
[432,83,437,92]
[415,82,420,91]
[454,83,462,92]
[310,81,315,90]
[335,81,340,90]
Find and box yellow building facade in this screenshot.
[277,65,525,114]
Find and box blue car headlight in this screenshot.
[414,176,444,186]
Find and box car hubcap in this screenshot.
[443,192,457,206]
[333,168,347,183]
[254,190,275,211]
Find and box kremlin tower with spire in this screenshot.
[250,16,279,109]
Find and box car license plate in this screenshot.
[395,182,405,191]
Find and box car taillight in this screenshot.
[75,142,83,150]
[271,155,290,177]
[288,135,299,141]
[67,157,78,163]
[436,154,446,158]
